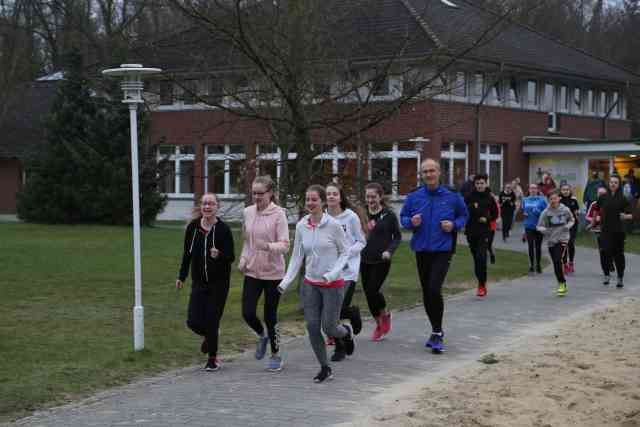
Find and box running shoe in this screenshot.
[616,278,624,289]
[536,264,542,274]
[330,344,346,362]
[200,338,208,354]
[380,312,392,336]
[556,282,567,297]
[603,275,610,286]
[425,333,444,354]
[371,319,384,342]
[204,357,221,371]
[267,355,283,371]
[528,266,534,274]
[326,336,336,346]
[313,366,333,383]
[476,283,487,297]
[350,306,363,335]
[255,335,269,360]
[343,324,356,356]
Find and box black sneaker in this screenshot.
[528,266,534,274]
[331,346,346,362]
[616,278,624,288]
[313,365,333,383]
[603,275,610,286]
[536,264,542,274]
[343,324,355,356]
[350,306,362,335]
[204,358,221,372]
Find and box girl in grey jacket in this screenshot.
[537,190,575,296]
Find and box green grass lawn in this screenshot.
[0,223,533,421]
[575,230,640,254]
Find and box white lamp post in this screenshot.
[102,64,161,351]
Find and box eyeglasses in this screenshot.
[252,191,269,196]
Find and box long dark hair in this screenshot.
[306,184,326,204]
[365,182,388,208]
[326,182,368,237]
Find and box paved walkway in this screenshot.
[5,226,639,427]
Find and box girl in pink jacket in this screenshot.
[239,176,290,371]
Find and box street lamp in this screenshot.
[102,64,162,351]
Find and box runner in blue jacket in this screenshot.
[400,158,468,354]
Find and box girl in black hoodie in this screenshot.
[176,193,235,372]
[464,174,499,297]
[559,184,580,274]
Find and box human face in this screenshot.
[305,191,323,215]
[609,177,620,193]
[549,193,560,208]
[200,194,218,219]
[561,185,571,198]
[421,160,440,188]
[529,184,539,196]
[597,187,607,198]
[252,183,271,210]
[365,188,382,211]
[504,184,512,193]
[474,179,487,193]
[326,186,341,210]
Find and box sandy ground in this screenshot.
[366,296,640,427]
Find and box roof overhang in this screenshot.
[522,136,640,154]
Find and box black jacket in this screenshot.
[499,191,517,215]
[361,207,402,264]
[178,217,235,286]
[560,196,580,229]
[465,190,499,237]
[598,191,632,234]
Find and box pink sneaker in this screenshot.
[380,312,392,336]
[371,317,384,341]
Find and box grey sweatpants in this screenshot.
[301,283,348,367]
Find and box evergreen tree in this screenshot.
[17,51,166,225]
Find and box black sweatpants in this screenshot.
[562,225,578,264]
[501,210,514,240]
[416,251,452,334]
[360,262,391,318]
[596,233,614,275]
[187,282,230,358]
[242,276,281,354]
[525,229,544,268]
[548,243,567,283]
[340,280,357,319]
[602,232,626,279]
[467,234,489,284]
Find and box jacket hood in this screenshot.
[333,208,355,221]
[302,212,332,228]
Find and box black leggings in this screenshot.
[487,230,495,256]
[187,282,230,358]
[416,251,452,334]
[596,234,614,275]
[525,229,544,268]
[242,276,281,354]
[548,243,567,283]
[340,280,357,319]
[501,210,514,240]
[602,232,626,279]
[467,234,488,284]
[562,225,578,264]
[360,262,391,317]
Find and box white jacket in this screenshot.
[330,209,366,281]
[278,213,349,292]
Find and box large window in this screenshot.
[526,80,538,107]
[479,144,503,194]
[506,78,520,106]
[368,142,420,196]
[573,87,582,114]
[205,144,246,195]
[542,83,554,111]
[558,85,569,112]
[441,142,468,190]
[157,145,195,196]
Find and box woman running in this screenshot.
[522,183,547,274]
[325,183,366,362]
[176,193,235,371]
[559,184,580,274]
[277,185,355,383]
[586,186,614,283]
[361,182,402,341]
[537,189,575,296]
[499,183,517,242]
[239,176,290,371]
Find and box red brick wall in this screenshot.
[0,159,22,213]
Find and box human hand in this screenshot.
[254,239,270,251]
[440,220,454,233]
[277,284,285,294]
[210,247,220,258]
[411,214,422,227]
[479,217,487,223]
[175,279,183,290]
[381,251,391,261]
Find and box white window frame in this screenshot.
[479,144,503,192]
[557,85,569,112]
[526,80,538,109]
[204,145,246,197]
[256,145,298,184]
[440,142,469,188]
[542,83,555,112]
[368,142,421,197]
[572,87,583,115]
[157,145,195,198]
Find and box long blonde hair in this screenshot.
[253,175,278,205]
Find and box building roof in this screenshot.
[139,0,638,86]
[0,81,58,159]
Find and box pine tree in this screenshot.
[17,50,166,224]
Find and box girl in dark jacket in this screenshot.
[176,193,235,372]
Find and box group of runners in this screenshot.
[175,158,634,383]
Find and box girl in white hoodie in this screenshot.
[278,185,355,383]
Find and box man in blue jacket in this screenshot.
[400,158,469,354]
